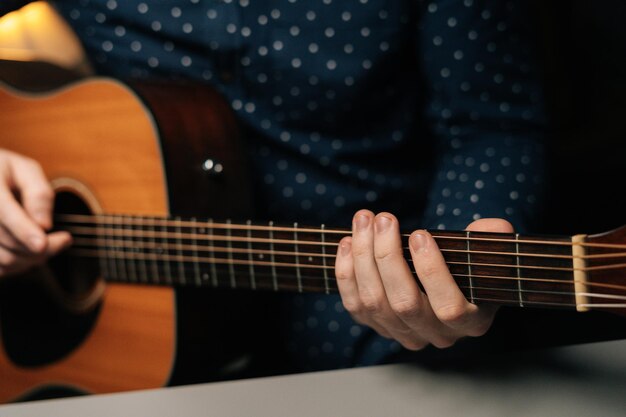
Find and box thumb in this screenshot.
[465,218,514,233]
[45,231,73,258]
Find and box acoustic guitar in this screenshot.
[0,78,624,403]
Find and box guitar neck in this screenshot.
[59,213,589,311]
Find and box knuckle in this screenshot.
[342,299,362,315]
[20,156,40,170]
[390,297,421,319]
[436,304,469,327]
[32,185,54,201]
[418,262,438,281]
[351,244,370,258]
[374,246,394,263]
[1,210,20,227]
[360,293,384,315]
[431,336,458,349]
[401,339,427,351]
[335,266,351,282]
[466,320,493,338]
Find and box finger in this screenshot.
[10,157,54,230]
[335,237,363,318]
[409,230,477,332]
[335,236,393,339]
[352,211,421,347]
[373,213,425,325]
[351,210,386,309]
[0,187,47,253]
[0,223,30,252]
[45,231,73,258]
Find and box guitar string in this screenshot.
[123,265,614,309]
[90,252,625,303]
[64,241,578,273]
[70,235,623,261]
[71,236,577,262]
[67,247,626,294]
[105,270,583,309]
[59,225,626,267]
[54,215,626,251]
[62,229,626,274]
[85,259,626,308]
[67,237,626,291]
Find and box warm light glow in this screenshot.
[0,2,90,72]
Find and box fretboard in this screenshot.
[60,214,578,310]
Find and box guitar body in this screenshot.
[0,78,252,402]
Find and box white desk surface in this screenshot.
[1,340,625,417]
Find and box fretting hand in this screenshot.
[335,210,513,350]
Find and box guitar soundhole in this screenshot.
[0,191,101,368]
[49,191,101,299]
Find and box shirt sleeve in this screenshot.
[0,1,32,16]
[417,0,546,233]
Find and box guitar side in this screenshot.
[0,79,184,402]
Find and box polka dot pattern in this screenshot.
[42,0,546,371]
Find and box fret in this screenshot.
[441,231,521,305]
[96,215,109,280]
[160,218,173,285]
[197,221,212,287]
[321,224,330,295]
[248,221,277,291]
[112,215,127,282]
[466,231,475,304]
[196,223,213,287]
[226,219,236,289]
[515,233,524,307]
[294,222,303,293]
[119,215,131,282]
[104,215,116,281]
[223,219,255,290]
[269,221,278,291]
[175,217,187,285]
[246,220,256,290]
[437,230,575,306]
[191,218,202,286]
[147,217,160,285]
[516,234,575,306]
[125,216,138,283]
[136,216,148,283]
[208,219,218,288]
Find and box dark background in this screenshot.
[537,1,626,236]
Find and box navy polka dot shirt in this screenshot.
[2,0,546,371]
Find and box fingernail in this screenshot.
[354,214,369,230]
[340,240,351,256]
[375,215,392,233]
[410,232,428,254]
